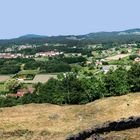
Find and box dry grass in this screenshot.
[0,93,140,139]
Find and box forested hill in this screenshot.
[1,28,140,46]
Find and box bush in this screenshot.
[4,79,22,93]
[103,67,130,96]
[128,64,140,92]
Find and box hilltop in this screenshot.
[18,28,140,39]
[1,92,140,140]
[1,28,140,46]
[19,34,47,39]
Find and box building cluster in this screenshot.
[64,53,82,57]
[0,51,62,59]
[4,45,36,52]
[121,43,137,48]
[35,51,63,57]
[17,45,34,51]
[0,53,24,59]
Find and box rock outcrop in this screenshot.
[66,116,140,140]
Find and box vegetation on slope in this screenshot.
[1,93,140,139]
[0,63,140,107]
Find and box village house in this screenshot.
[0,53,11,59]
[102,66,110,73]
[64,53,82,57]
[121,43,137,48]
[95,60,102,66]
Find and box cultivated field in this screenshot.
[0,93,140,139]
[22,74,57,83]
[105,54,130,61]
[0,75,10,82]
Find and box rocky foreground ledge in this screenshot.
[66,116,140,140]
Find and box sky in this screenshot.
[0,0,140,39]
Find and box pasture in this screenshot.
[105,54,130,61]
[0,75,10,82]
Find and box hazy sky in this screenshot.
[0,0,140,39]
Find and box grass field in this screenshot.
[18,70,40,75]
[105,54,130,61]
[0,92,140,139]
[22,74,57,83]
[0,75,10,82]
[34,57,49,62]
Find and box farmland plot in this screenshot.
[22,74,57,83]
[0,75,10,82]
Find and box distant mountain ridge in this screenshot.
[0,28,140,45]
[123,28,140,33]
[19,28,140,39]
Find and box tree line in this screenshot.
[0,64,140,107]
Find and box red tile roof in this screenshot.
[7,88,34,97]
